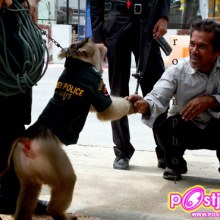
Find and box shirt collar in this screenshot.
[210,56,220,75]
[189,56,220,75]
[182,57,197,75]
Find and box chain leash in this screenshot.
[35,24,65,51]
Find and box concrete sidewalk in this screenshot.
[38,145,220,220]
[1,64,219,220]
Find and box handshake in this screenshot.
[126,94,150,116]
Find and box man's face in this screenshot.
[189,30,220,74]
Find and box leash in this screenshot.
[36,24,65,51]
[0,0,49,96]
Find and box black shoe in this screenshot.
[157,159,166,169]
[173,158,188,174]
[163,167,182,181]
[0,196,48,215]
[34,199,48,215]
[113,157,129,170]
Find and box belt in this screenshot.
[111,3,143,15]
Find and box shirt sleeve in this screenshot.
[142,67,177,127]
[91,77,112,112]
[155,0,170,21]
[212,94,220,104]
[208,95,220,119]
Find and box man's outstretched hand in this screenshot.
[126,94,150,115]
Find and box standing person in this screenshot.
[128,19,220,181]
[181,0,200,29]
[90,0,170,170]
[0,0,48,214]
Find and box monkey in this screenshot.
[8,37,134,220]
[58,38,134,120]
[12,132,76,220]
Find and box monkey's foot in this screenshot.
[34,200,48,215]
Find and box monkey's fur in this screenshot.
[9,38,134,220]
[13,132,75,220]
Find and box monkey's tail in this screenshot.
[0,137,20,176]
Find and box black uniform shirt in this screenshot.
[91,0,170,43]
[31,58,112,145]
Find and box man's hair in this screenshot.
[190,19,220,52]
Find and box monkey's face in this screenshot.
[89,41,107,73]
[59,38,107,73]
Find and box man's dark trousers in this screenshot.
[153,114,220,172]
[107,15,165,159]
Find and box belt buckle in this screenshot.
[133,4,142,15]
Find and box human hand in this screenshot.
[127,100,135,114]
[152,17,168,40]
[0,0,12,8]
[127,94,149,114]
[180,95,219,121]
[22,0,39,23]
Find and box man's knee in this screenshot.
[153,114,182,147]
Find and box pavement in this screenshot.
[1,64,220,220]
[41,145,220,220]
[1,147,220,220]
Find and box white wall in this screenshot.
[38,0,57,24]
[73,0,86,9]
[51,24,72,64]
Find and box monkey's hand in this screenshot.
[96,96,135,121]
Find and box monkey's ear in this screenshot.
[19,138,35,159]
[79,49,89,59]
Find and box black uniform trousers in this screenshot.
[0,6,32,206]
[106,12,165,159]
[0,123,25,207]
[153,114,220,172]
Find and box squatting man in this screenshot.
[127,19,220,181]
[6,38,135,220]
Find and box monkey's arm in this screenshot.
[95,96,134,121]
